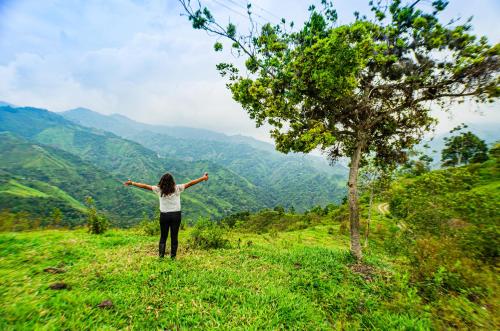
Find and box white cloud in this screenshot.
[0,0,498,145]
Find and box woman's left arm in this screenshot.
[184,172,209,189]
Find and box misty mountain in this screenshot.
[61,108,347,200]
[62,107,343,175]
[1,105,347,226]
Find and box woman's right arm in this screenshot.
[124,180,153,191]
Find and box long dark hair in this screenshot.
[158,172,176,197]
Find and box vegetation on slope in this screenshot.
[61,107,347,209]
[0,132,155,227]
[0,153,498,329]
[0,105,346,226]
[0,107,278,223]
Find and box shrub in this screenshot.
[188,218,230,249]
[221,211,250,228]
[85,197,109,234]
[139,211,160,236]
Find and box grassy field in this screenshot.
[0,226,432,330]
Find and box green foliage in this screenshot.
[390,164,499,262]
[401,150,433,176]
[490,142,500,160]
[226,209,324,234]
[383,159,499,328]
[50,208,63,228]
[182,0,499,261]
[273,205,285,214]
[85,197,109,235]
[139,211,160,236]
[442,130,489,166]
[188,218,230,249]
[185,0,499,164]
[213,41,223,51]
[0,210,41,232]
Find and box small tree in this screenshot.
[403,147,434,175]
[358,157,393,247]
[181,0,500,260]
[50,208,63,228]
[273,205,285,215]
[441,127,489,166]
[489,142,500,160]
[85,197,109,234]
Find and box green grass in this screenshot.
[0,227,431,330]
[0,179,49,198]
[0,179,88,212]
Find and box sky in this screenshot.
[0,0,499,143]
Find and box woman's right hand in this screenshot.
[124,179,133,186]
[203,172,209,181]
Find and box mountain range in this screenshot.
[0,104,347,227]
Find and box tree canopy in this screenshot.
[441,128,489,166]
[181,0,500,260]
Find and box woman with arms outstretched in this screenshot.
[124,172,208,259]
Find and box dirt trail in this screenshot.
[377,202,390,215]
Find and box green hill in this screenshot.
[0,106,282,224]
[0,132,155,227]
[62,107,347,208]
[0,154,498,329]
[0,105,347,224]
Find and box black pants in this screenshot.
[159,211,182,258]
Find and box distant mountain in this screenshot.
[0,105,348,227]
[0,101,16,107]
[0,132,155,227]
[64,107,232,142]
[62,107,343,174]
[62,108,347,206]
[0,106,283,223]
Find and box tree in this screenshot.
[180,0,500,260]
[50,208,63,228]
[85,197,109,234]
[441,129,489,166]
[358,157,393,247]
[490,142,500,160]
[403,147,434,176]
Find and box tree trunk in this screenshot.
[364,185,374,248]
[348,143,363,261]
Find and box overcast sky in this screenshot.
[0,0,499,143]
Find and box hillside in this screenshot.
[0,105,346,225]
[62,108,347,204]
[0,132,155,227]
[0,227,429,330]
[1,153,498,329]
[0,106,277,223]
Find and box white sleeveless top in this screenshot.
[152,184,185,212]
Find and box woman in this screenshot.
[124,172,208,259]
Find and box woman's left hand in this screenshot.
[124,179,133,186]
